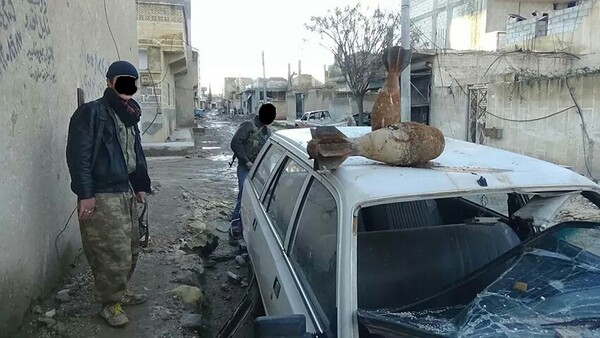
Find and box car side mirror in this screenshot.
[254,314,311,338]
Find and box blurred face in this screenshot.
[107,75,138,100]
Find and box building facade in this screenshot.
[410,0,561,51]
[241,78,288,119]
[137,0,199,143]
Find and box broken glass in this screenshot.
[359,222,600,337]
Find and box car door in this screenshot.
[242,149,316,327]
[286,176,340,337]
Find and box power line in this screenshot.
[103,0,120,60]
[485,106,576,122]
[54,206,77,261]
[565,78,598,183]
[440,55,597,181]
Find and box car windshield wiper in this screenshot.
[541,317,600,330]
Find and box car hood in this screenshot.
[358,222,600,337]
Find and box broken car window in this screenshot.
[358,222,600,337]
[461,193,510,216]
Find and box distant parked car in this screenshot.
[353,112,371,126]
[294,110,347,128]
[239,127,600,338]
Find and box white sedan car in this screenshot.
[240,127,600,338]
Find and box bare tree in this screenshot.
[306,4,401,125]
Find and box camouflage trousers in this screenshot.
[79,192,139,305]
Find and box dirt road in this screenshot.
[15,110,252,338]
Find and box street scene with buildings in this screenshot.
[1,0,600,337]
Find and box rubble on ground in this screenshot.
[171,285,203,306]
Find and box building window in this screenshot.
[139,49,148,70]
[554,1,578,10]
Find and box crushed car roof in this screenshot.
[272,127,599,203]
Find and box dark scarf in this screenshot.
[102,88,141,127]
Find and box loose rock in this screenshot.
[238,241,247,254]
[53,322,68,335]
[180,262,205,276]
[55,289,71,303]
[204,260,217,269]
[235,255,246,266]
[187,220,207,233]
[227,271,241,284]
[180,312,203,329]
[181,232,219,257]
[44,309,56,318]
[171,285,203,306]
[220,283,231,292]
[171,270,201,287]
[36,317,56,327]
[32,305,43,314]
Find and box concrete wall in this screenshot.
[285,89,377,121]
[0,0,137,335]
[429,52,599,179]
[411,0,554,51]
[505,0,599,55]
[175,50,198,127]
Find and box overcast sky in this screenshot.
[190,0,399,94]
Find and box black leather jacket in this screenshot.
[66,97,151,200]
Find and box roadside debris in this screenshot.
[227,271,242,284]
[32,305,43,314]
[171,270,202,287]
[150,306,176,321]
[171,285,203,306]
[234,255,246,266]
[180,312,203,329]
[181,232,219,257]
[238,241,247,254]
[204,260,217,269]
[210,253,237,262]
[55,289,71,303]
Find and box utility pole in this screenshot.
[262,51,267,104]
[400,0,412,122]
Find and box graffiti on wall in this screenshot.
[0,0,56,83]
[81,52,109,99]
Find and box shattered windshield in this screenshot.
[358,222,600,337]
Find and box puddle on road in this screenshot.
[208,154,231,162]
[146,156,185,161]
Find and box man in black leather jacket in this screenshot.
[66,61,151,327]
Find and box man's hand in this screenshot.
[78,198,96,221]
[245,161,253,170]
[136,192,146,203]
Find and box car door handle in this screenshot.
[271,276,281,300]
